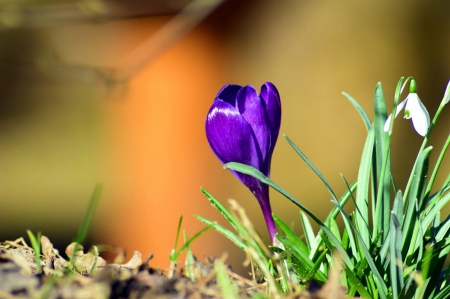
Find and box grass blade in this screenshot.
[373,83,391,241]
[300,212,319,256]
[424,134,450,201]
[195,215,246,250]
[355,124,374,248]
[390,213,403,299]
[74,185,102,245]
[331,198,388,299]
[342,91,372,131]
[27,230,42,273]
[224,162,326,228]
[201,188,247,235]
[273,214,309,255]
[284,134,339,202]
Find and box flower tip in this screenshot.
[443,80,450,105]
[409,79,417,93]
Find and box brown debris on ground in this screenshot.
[0,236,358,299]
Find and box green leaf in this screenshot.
[276,235,326,281]
[373,83,391,241]
[273,214,309,255]
[224,162,326,228]
[195,215,246,250]
[342,91,372,131]
[300,212,319,256]
[307,250,328,282]
[389,213,403,299]
[171,224,211,261]
[284,135,339,202]
[434,285,450,299]
[413,147,432,211]
[422,192,450,232]
[340,175,360,260]
[331,198,388,298]
[355,124,374,248]
[201,188,247,235]
[402,147,432,255]
[170,216,184,262]
[27,230,42,273]
[435,216,450,243]
[328,217,341,243]
[74,185,102,245]
[424,133,450,202]
[344,265,373,299]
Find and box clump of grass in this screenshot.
[199,77,450,299]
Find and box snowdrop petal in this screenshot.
[384,99,407,132]
[405,94,430,136]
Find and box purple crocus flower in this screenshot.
[205,82,281,240]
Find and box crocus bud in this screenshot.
[205,82,281,240]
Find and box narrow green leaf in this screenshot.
[342,91,372,131]
[284,135,339,202]
[223,161,359,269]
[300,212,318,255]
[402,147,432,253]
[392,191,404,223]
[195,215,246,250]
[425,166,450,217]
[27,230,42,273]
[283,136,356,222]
[172,225,211,261]
[273,214,309,255]
[344,265,373,299]
[340,175,360,260]
[422,192,450,232]
[434,285,450,299]
[183,231,196,281]
[276,235,326,281]
[390,213,403,299]
[170,216,184,261]
[331,199,388,298]
[424,134,450,201]
[373,83,391,241]
[307,250,328,282]
[413,147,432,211]
[224,162,326,228]
[435,216,450,242]
[356,124,375,248]
[329,217,341,243]
[74,185,102,245]
[201,188,246,234]
[319,228,355,270]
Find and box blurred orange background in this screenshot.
[0,0,449,275]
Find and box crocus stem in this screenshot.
[255,188,276,241]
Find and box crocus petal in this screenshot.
[260,82,282,152]
[236,85,258,114]
[384,99,407,132]
[404,94,430,136]
[241,96,271,176]
[215,84,242,106]
[205,100,263,190]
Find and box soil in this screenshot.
[0,236,352,299]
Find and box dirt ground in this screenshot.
[0,236,352,299]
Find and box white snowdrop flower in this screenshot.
[384,80,430,137]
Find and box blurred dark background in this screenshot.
[1,0,449,275]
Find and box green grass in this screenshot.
[199,78,450,299]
